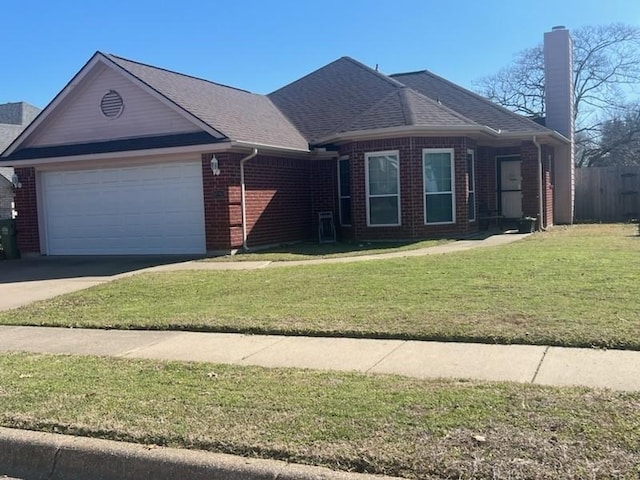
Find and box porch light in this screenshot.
[210,156,221,176]
[11,173,21,189]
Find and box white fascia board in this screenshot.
[499,130,570,145]
[231,140,310,154]
[4,142,232,168]
[4,140,311,168]
[314,125,501,145]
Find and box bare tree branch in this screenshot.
[473,23,640,166]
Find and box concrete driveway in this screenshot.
[0,255,203,311]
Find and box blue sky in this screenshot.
[2,0,639,108]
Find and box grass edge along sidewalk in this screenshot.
[0,353,639,479]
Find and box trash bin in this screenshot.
[517,217,537,234]
[0,219,20,260]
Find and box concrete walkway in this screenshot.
[1,326,639,391]
[140,231,529,272]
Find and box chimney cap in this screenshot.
[552,25,566,31]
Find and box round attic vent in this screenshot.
[100,90,124,118]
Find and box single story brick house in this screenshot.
[1,28,574,256]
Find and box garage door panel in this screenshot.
[42,161,206,255]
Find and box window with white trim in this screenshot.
[467,149,476,222]
[365,151,400,226]
[423,148,455,224]
[337,156,351,226]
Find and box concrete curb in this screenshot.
[0,427,401,480]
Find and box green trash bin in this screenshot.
[0,219,20,260]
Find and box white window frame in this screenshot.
[365,150,401,227]
[337,155,351,226]
[467,149,476,222]
[423,148,456,225]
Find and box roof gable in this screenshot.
[22,61,203,150]
[391,70,548,133]
[106,55,309,151]
[269,57,402,143]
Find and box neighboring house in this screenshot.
[0,102,41,219]
[0,28,574,256]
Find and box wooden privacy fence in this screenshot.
[575,166,640,222]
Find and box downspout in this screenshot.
[240,148,259,251]
[532,136,546,231]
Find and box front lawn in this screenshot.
[1,353,638,479]
[1,224,638,349]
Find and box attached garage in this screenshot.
[40,161,206,255]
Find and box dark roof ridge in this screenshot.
[104,52,255,95]
[403,87,481,126]
[269,56,404,97]
[325,89,404,136]
[391,69,546,130]
[339,57,407,89]
[397,87,417,125]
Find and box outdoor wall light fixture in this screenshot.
[210,156,221,176]
[11,173,21,189]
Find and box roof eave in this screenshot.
[3,140,311,168]
[499,130,570,145]
[312,125,571,147]
[313,125,501,146]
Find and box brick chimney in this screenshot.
[544,26,575,224]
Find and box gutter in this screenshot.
[240,148,259,251]
[532,136,546,231]
[1,140,310,168]
[313,125,502,145]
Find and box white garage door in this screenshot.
[42,161,206,255]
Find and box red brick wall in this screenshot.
[476,146,497,214]
[337,136,480,241]
[202,152,242,252]
[520,142,540,220]
[202,152,312,251]
[13,167,40,254]
[244,155,311,248]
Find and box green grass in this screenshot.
[1,224,639,349]
[208,238,452,262]
[1,353,638,479]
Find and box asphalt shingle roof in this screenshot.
[334,87,478,134]
[3,55,555,162]
[0,124,24,154]
[0,166,13,183]
[105,54,310,151]
[269,57,403,143]
[390,70,548,133]
[269,57,551,144]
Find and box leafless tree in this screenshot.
[474,23,640,167]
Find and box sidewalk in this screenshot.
[2,233,639,479]
[1,325,639,391]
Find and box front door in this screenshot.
[497,156,522,218]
